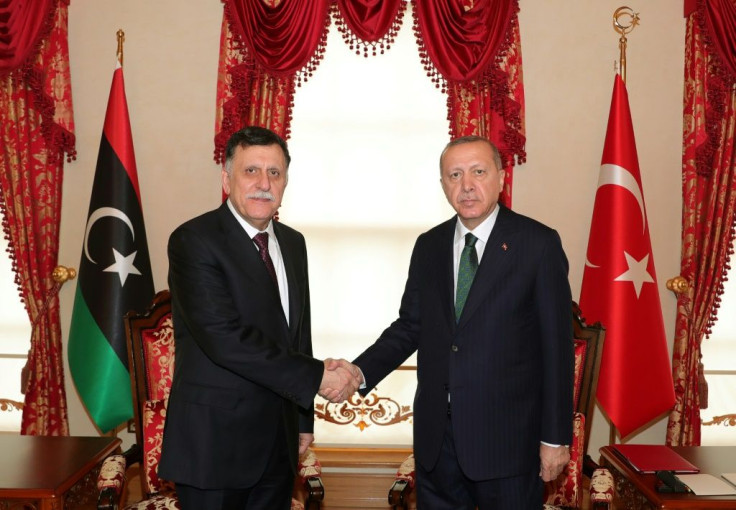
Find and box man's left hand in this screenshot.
[539,443,569,482]
[299,433,314,455]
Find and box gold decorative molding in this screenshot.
[666,275,689,295]
[702,413,736,427]
[315,392,413,431]
[0,398,24,412]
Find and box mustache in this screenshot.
[246,191,275,201]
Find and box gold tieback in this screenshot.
[666,276,688,295]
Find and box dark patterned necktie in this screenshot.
[455,233,478,322]
[253,232,278,287]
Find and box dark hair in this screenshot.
[224,126,291,173]
[439,135,503,173]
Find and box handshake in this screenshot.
[319,358,363,403]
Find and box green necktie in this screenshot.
[455,233,478,322]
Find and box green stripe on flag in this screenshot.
[68,285,132,433]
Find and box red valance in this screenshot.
[700,0,736,83]
[223,0,331,78]
[693,0,736,177]
[684,0,696,17]
[0,0,55,76]
[332,0,406,57]
[413,0,515,84]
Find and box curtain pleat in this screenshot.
[0,0,73,436]
[667,8,736,447]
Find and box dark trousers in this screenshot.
[416,417,543,510]
[175,431,294,510]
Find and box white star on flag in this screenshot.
[614,252,654,299]
[104,248,141,286]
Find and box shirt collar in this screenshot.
[226,198,275,239]
[454,204,499,245]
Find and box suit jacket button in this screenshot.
[451,345,459,352]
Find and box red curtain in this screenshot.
[0,0,74,435]
[0,0,55,73]
[214,0,523,204]
[667,0,736,446]
[214,0,331,164]
[332,0,406,57]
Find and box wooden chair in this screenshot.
[96,289,325,510]
[388,302,614,510]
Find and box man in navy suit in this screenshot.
[354,136,574,509]
[159,126,359,510]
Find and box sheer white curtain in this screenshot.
[700,238,736,446]
[0,234,30,431]
[283,11,449,444]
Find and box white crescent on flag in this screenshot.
[585,163,647,269]
[597,163,646,233]
[83,206,136,264]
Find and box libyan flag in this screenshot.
[68,60,154,433]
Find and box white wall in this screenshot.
[62,0,685,457]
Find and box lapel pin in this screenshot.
[502,243,508,251]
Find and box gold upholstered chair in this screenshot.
[388,302,615,510]
[96,289,325,510]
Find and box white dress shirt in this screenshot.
[227,200,290,325]
[452,205,499,299]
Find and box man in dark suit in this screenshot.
[159,126,359,510]
[353,136,574,509]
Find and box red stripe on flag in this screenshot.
[103,63,141,204]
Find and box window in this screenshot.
[0,232,30,431]
[282,9,448,444]
[700,238,736,446]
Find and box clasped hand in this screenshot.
[319,358,362,403]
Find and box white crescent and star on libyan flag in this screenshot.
[83,206,141,286]
[585,163,655,299]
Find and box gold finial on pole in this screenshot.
[116,29,125,66]
[613,7,640,83]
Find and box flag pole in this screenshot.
[612,7,640,84]
[607,6,640,446]
[116,29,125,67]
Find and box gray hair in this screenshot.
[439,135,503,173]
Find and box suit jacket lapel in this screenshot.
[437,219,457,330]
[218,204,287,326]
[457,206,516,329]
[273,223,300,337]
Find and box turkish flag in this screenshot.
[579,74,675,438]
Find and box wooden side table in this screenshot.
[600,445,736,509]
[0,435,121,510]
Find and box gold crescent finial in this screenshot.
[612,7,640,84]
[116,29,125,67]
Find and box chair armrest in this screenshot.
[295,448,324,509]
[96,454,126,510]
[302,476,324,509]
[589,468,614,509]
[122,442,143,468]
[96,443,144,510]
[388,454,415,510]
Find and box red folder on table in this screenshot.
[612,444,700,473]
